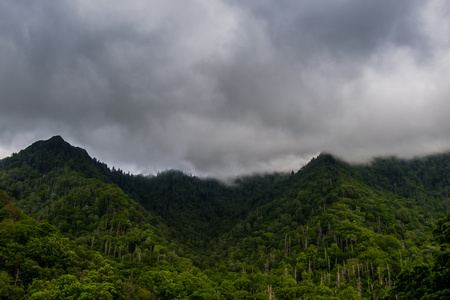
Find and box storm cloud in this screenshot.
[1,0,450,178]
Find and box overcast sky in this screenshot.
[1,0,450,178]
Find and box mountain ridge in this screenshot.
[0,136,449,299]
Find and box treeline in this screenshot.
[0,136,449,299]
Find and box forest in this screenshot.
[0,135,449,299]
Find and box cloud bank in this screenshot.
[1,0,450,178]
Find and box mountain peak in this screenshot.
[34,135,68,147]
[306,152,343,168]
[35,135,70,150]
[48,135,65,142]
[0,136,94,174]
[30,135,91,159]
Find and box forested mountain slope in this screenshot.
[0,136,449,299]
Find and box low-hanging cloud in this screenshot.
[1,0,450,178]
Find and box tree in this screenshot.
[384,210,450,299]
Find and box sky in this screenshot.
[1,0,450,179]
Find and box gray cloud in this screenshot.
[1,0,450,178]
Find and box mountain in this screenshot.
[1,135,88,172]
[0,136,449,299]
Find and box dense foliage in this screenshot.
[0,136,449,299]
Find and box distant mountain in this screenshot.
[0,136,449,299]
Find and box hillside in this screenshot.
[0,136,449,299]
